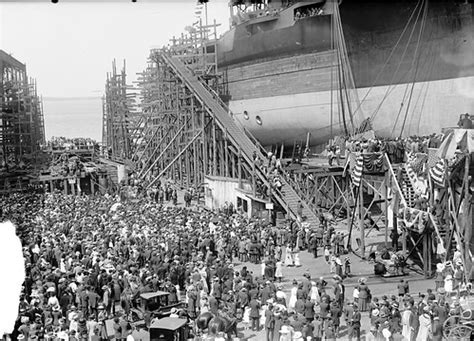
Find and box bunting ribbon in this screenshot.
[429,159,446,187]
[352,155,364,187]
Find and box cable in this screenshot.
[399,0,429,138]
[372,0,426,124]
[351,0,424,118]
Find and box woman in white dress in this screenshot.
[329,255,336,273]
[352,287,359,305]
[275,260,283,282]
[285,245,294,267]
[293,247,301,267]
[309,281,319,304]
[401,306,414,341]
[416,307,432,341]
[445,274,453,294]
[288,280,298,313]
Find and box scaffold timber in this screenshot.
[103,59,138,163]
[103,20,319,225]
[0,50,45,173]
[341,149,473,279]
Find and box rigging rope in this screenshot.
[399,0,429,138]
[332,1,364,135]
[373,0,426,125]
[351,0,425,119]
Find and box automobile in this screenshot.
[149,317,190,341]
[130,291,183,327]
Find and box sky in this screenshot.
[0,0,230,140]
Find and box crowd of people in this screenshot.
[46,137,99,151]
[294,6,324,21]
[0,180,472,341]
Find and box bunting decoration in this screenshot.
[352,154,364,187]
[362,153,385,174]
[429,159,446,187]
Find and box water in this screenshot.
[42,97,103,142]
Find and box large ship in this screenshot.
[215,0,474,147]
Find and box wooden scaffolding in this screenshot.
[0,50,45,173]
[102,20,320,225]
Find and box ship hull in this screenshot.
[219,1,474,145]
[229,75,474,146]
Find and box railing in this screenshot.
[199,80,269,156]
[163,53,317,224]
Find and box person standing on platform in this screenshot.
[458,113,473,129]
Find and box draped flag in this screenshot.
[437,132,456,160]
[427,148,440,169]
[352,154,364,187]
[429,159,446,187]
[362,153,385,173]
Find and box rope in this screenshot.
[351,0,425,119]
[332,1,363,135]
[399,0,429,138]
[373,0,426,125]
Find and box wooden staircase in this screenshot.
[386,155,455,262]
[161,53,319,226]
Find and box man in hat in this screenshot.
[249,295,261,331]
[334,277,345,307]
[265,303,275,341]
[304,297,315,323]
[349,303,361,341]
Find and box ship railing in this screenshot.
[199,79,317,223]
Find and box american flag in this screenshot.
[429,159,446,187]
[351,154,364,187]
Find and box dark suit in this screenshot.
[209,296,219,315]
[265,309,275,341]
[349,311,361,341]
[304,300,315,321]
[432,319,443,341]
[249,299,261,331]
[334,283,345,305]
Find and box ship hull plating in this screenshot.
[219,1,474,145]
